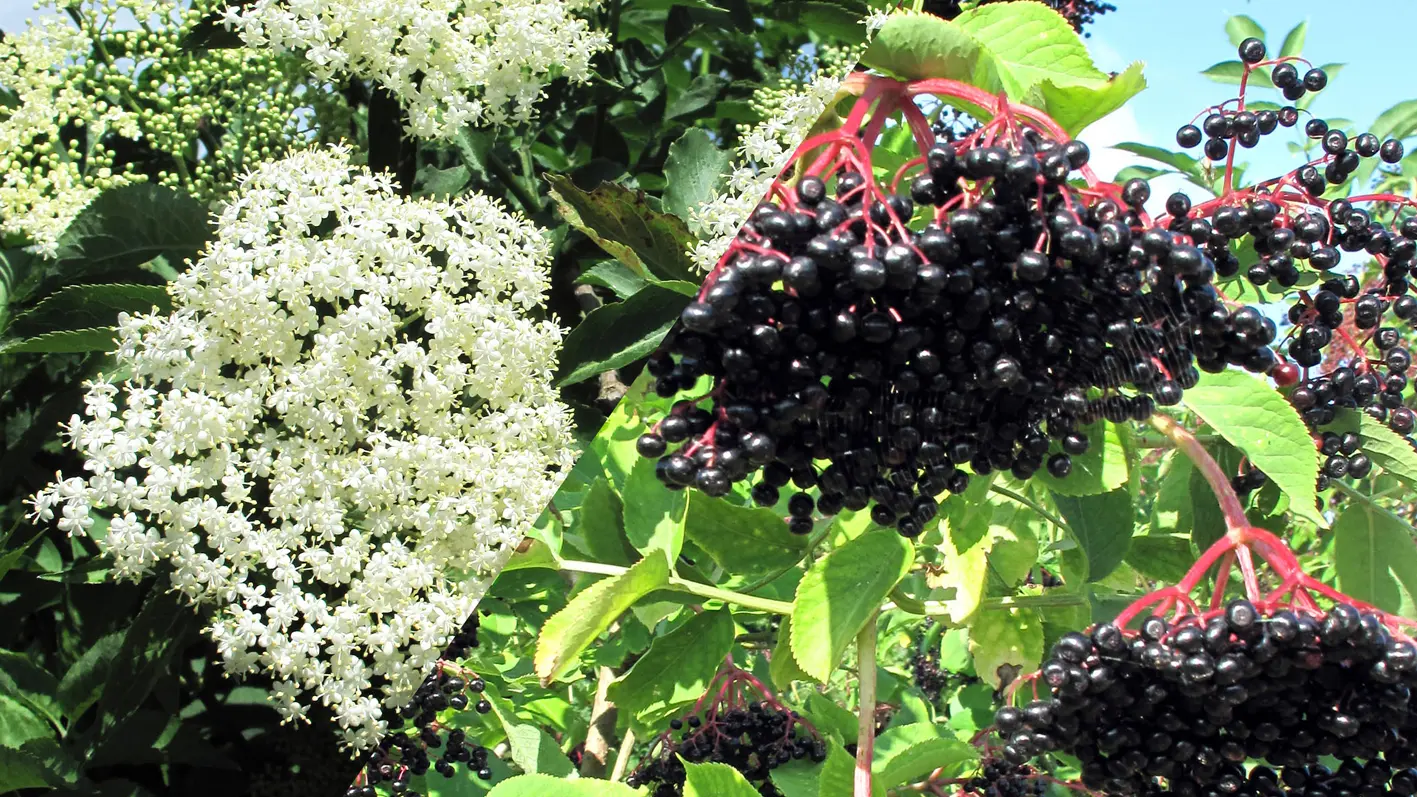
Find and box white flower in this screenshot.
[29,144,577,751]
[226,0,611,140]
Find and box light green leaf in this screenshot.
[482,683,576,778]
[607,608,734,730]
[970,606,1043,689]
[771,757,824,797]
[534,554,671,685]
[1124,534,1194,585]
[0,693,52,748]
[985,493,1042,588]
[804,692,858,744]
[1279,20,1308,58]
[1329,409,1417,490]
[1333,502,1417,619]
[1201,60,1272,89]
[664,129,732,220]
[1224,15,1266,49]
[769,614,813,691]
[790,533,913,682]
[1050,488,1134,582]
[1033,62,1147,137]
[683,495,810,579]
[683,760,763,797]
[485,774,641,797]
[875,734,977,791]
[933,510,991,624]
[623,456,688,562]
[818,740,882,797]
[0,738,78,792]
[954,2,1105,94]
[860,11,1000,89]
[1034,420,1128,497]
[1182,369,1323,527]
[575,261,648,300]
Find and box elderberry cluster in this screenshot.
[995,599,1417,797]
[640,119,1275,535]
[345,617,494,797]
[964,761,1049,797]
[625,702,825,797]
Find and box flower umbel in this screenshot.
[28,144,576,751]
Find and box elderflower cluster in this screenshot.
[224,0,611,140]
[684,43,864,271]
[28,145,577,751]
[0,0,343,256]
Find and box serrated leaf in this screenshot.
[1334,501,1417,620]
[860,11,1000,88]
[770,757,825,797]
[55,631,124,720]
[555,283,690,387]
[0,327,118,354]
[874,734,977,791]
[481,683,575,777]
[607,608,734,730]
[546,174,699,282]
[954,2,1105,94]
[1033,62,1147,137]
[933,506,992,624]
[1224,15,1266,49]
[790,533,913,682]
[623,456,688,561]
[769,614,813,690]
[1050,488,1134,582]
[985,493,1042,588]
[576,478,638,566]
[97,591,194,732]
[803,692,858,744]
[534,555,671,685]
[7,284,171,338]
[663,128,732,220]
[1279,20,1308,58]
[666,75,729,121]
[818,740,882,797]
[0,693,52,748]
[0,738,78,791]
[1034,420,1128,496]
[0,651,62,731]
[1182,369,1323,527]
[485,774,641,797]
[680,760,762,797]
[51,183,211,282]
[1330,409,1417,489]
[969,607,1043,689]
[414,164,470,199]
[575,262,648,299]
[1125,534,1194,584]
[683,494,811,579]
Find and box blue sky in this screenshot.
[1079,0,1417,208]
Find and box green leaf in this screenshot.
[0,650,63,730]
[1113,142,1205,183]
[55,631,124,720]
[770,757,824,797]
[954,2,1105,95]
[576,478,638,566]
[1034,420,1127,496]
[933,490,994,624]
[575,262,648,300]
[0,693,52,748]
[1050,488,1134,582]
[769,614,813,690]
[1333,501,1417,619]
[875,733,977,791]
[1279,20,1308,58]
[683,760,762,797]
[1033,62,1147,137]
[803,692,858,744]
[666,75,729,121]
[7,284,171,337]
[414,164,470,199]
[1182,369,1323,527]
[1201,61,1272,88]
[623,456,688,561]
[683,494,811,579]
[1329,409,1417,490]
[607,608,734,730]
[0,327,118,354]
[1125,534,1195,584]
[985,493,1042,588]
[663,129,732,221]
[0,738,78,791]
[555,283,691,387]
[790,533,913,682]
[485,774,641,797]
[1224,15,1266,49]
[818,740,881,797]
[51,183,211,281]
[969,606,1044,689]
[97,591,194,732]
[860,10,999,87]
[481,683,575,777]
[534,554,671,685]
[545,174,699,282]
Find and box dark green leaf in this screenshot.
[0,738,79,791]
[0,650,62,730]
[874,731,976,790]
[1125,534,1195,584]
[7,284,171,337]
[97,591,194,731]
[0,327,117,354]
[666,75,729,120]
[414,164,470,199]
[575,478,638,566]
[56,630,124,720]
[607,607,734,730]
[545,174,699,282]
[1051,488,1134,582]
[682,494,811,579]
[663,129,732,220]
[51,183,211,282]
[555,283,690,387]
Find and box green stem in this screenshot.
[989,485,1072,536]
[557,559,794,615]
[1332,480,1413,532]
[854,612,878,797]
[486,151,540,213]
